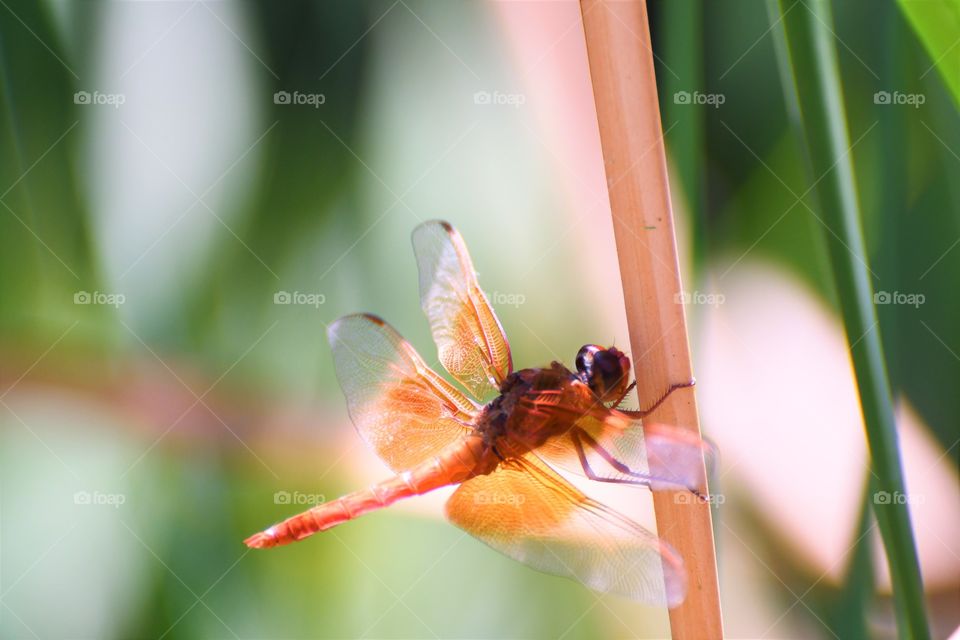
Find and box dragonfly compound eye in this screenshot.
[575,344,602,376]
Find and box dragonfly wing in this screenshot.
[445,451,686,607]
[328,313,479,472]
[412,220,512,401]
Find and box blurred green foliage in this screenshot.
[661,0,960,460]
[0,0,100,338]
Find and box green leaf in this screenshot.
[777,0,931,638]
[898,0,960,107]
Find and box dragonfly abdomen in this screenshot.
[245,435,491,548]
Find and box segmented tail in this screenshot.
[245,436,487,548]
[244,473,419,548]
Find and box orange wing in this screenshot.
[445,450,687,607]
[516,389,709,492]
[412,221,512,401]
[327,314,480,472]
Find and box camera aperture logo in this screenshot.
[74,290,125,308]
[873,91,925,108]
[874,290,924,308]
[74,490,126,508]
[673,91,725,108]
[274,490,325,506]
[473,90,526,108]
[273,90,326,109]
[274,290,326,308]
[74,90,125,108]
[873,491,923,505]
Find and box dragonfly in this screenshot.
[245,221,711,607]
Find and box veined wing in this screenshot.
[445,449,687,607]
[517,388,709,492]
[412,221,512,401]
[327,313,480,472]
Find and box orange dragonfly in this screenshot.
[245,221,710,607]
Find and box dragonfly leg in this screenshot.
[609,380,637,410]
[617,378,696,419]
[571,428,705,499]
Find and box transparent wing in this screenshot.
[445,451,687,607]
[517,390,709,491]
[412,220,512,401]
[327,313,479,472]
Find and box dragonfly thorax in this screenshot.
[477,364,584,454]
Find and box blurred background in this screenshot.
[1,1,957,638]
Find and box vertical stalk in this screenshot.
[776,1,930,638]
[579,1,723,637]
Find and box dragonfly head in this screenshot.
[575,344,631,402]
